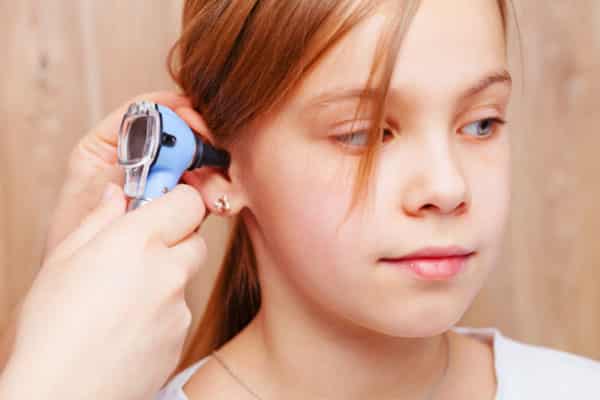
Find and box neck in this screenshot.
[228,286,451,400]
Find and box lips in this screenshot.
[380,246,476,262]
[379,246,476,280]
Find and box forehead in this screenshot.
[291,0,507,110]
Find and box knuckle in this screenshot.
[179,235,206,278]
[159,261,187,292]
[181,307,193,329]
[183,260,201,281]
[172,304,193,332]
[170,268,189,291]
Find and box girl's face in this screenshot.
[229,0,511,337]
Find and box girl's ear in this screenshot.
[175,105,248,216]
[182,165,246,216]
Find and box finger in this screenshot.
[48,183,127,262]
[173,105,211,139]
[129,184,206,247]
[169,231,207,282]
[181,171,212,224]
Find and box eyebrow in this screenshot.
[304,69,513,109]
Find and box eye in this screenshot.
[460,118,506,139]
[334,128,395,149]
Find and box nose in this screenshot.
[402,140,469,218]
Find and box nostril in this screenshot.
[454,201,468,216]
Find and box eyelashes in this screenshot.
[334,128,395,147]
[460,117,506,139]
[333,117,506,151]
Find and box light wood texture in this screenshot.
[1,1,598,360]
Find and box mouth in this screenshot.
[379,246,476,281]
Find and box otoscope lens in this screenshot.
[127,117,151,162]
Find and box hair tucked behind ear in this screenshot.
[167,0,514,376]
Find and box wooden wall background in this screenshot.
[1,1,599,361]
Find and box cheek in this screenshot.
[241,126,362,272]
[467,136,511,243]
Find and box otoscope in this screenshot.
[117,101,230,211]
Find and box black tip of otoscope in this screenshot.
[191,137,231,170]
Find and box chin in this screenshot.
[355,295,468,338]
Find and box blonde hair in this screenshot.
[167,0,512,374]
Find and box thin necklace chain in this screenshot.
[211,350,263,399]
[210,332,450,400]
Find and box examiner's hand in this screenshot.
[0,184,207,400]
[45,91,209,255]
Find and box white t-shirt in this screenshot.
[156,326,600,399]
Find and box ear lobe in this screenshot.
[182,167,245,216]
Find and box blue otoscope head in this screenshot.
[117,101,230,210]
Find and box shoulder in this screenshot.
[494,330,600,398]
[155,357,211,400]
[156,354,247,400]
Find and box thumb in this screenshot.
[47,183,127,263]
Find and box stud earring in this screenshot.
[214,194,231,214]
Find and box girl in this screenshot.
[158,0,600,398]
